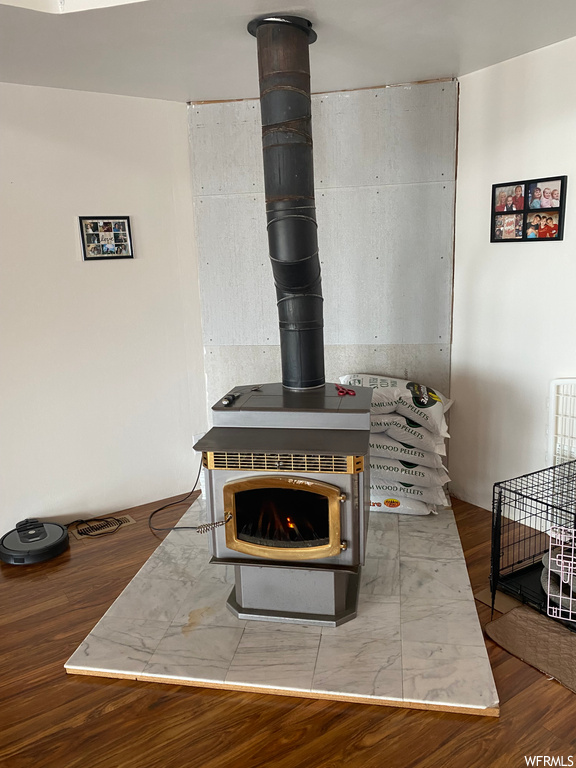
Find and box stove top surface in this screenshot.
[195,383,373,453]
[212,382,373,415]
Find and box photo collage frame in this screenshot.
[80,217,134,260]
[491,176,567,243]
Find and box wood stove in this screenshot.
[193,16,371,626]
[194,383,371,626]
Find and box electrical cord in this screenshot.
[147,461,203,536]
[65,462,204,540]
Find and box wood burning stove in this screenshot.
[193,16,371,626]
[194,383,371,626]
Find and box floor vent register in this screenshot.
[70,515,136,540]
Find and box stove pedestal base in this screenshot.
[226,564,360,627]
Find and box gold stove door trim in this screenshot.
[223,475,345,561]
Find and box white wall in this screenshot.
[451,38,576,510]
[190,82,457,413]
[0,82,207,532]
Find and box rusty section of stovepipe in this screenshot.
[248,16,325,391]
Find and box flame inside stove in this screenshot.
[256,503,308,541]
[235,487,330,548]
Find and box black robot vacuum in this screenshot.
[0,518,69,565]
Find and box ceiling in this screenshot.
[2,0,576,103]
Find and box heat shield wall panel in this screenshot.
[195,182,454,347]
[312,83,457,188]
[189,81,457,410]
[189,100,263,197]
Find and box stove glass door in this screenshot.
[223,476,343,561]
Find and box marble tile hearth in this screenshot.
[65,499,499,716]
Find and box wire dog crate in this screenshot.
[491,460,576,628]
[545,526,576,622]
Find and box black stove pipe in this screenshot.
[248,15,325,391]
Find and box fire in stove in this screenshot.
[236,489,329,547]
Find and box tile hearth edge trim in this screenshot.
[65,666,499,717]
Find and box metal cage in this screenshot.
[491,459,576,628]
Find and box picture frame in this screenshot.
[79,217,134,260]
[490,176,567,243]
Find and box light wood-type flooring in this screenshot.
[2,494,575,768]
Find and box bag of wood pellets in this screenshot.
[340,373,451,437]
[370,479,449,506]
[370,414,446,456]
[370,457,450,488]
[367,388,402,414]
[370,495,436,516]
[368,434,444,469]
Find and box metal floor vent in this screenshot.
[548,379,576,465]
[71,515,136,540]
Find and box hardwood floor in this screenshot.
[1,495,575,768]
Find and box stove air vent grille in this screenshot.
[203,452,363,474]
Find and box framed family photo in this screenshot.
[80,217,134,260]
[491,176,567,243]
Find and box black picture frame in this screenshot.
[490,176,567,243]
[79,217,134,260]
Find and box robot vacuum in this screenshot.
[0,518,69,565]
